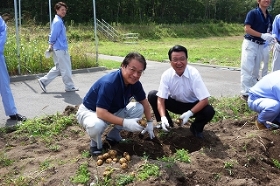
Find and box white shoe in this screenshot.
[65,87,79,92]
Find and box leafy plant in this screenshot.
[116,174,135,186]
[137,163,160,181]
[272,159,280,169]
[0,152,14,167]
[174,149,191,163]
[71,162,90,184]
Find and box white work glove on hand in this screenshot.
[141,121,155,139]
[123,118,144,132]
[179,110,194,127]
[261,33,275,42]
[275,42,280,51]
[161,116,170,132]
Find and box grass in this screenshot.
[71,162,90,184]
[4,22,244,75]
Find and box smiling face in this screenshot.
[121,59,144,85]
[170,51,188,76]
[56,5,67,18]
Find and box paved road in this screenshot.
[0,55,241,127]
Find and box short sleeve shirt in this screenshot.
[83,69,146,113]
[156,65,210,102]
[244,7,273,42]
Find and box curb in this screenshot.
[10,66,107,82]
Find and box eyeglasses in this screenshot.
[126,65,143,76]
[171,57,187,63]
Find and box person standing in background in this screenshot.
[240,0,274,101]
[38,2,78,93]
[0,14,26,121]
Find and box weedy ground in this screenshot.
[1,98,280,186]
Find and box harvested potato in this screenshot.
[102,153,110,160]
[97,155,104,160]
[121,162,128,169]
[112,157,118,162]
[103,170,111,177]
[137,118,147,127]
[108,150,117,157]
[119,157,127,164]
[174,118,183,126]
[96,159,103,166]
[123,152,129,157]
[124,154,131,161]
[105,158,113,164]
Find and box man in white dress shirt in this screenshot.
[148,45,215,138]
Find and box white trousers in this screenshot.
[272,42,280,72]
[0,54,17,116]
[261,45,271,78]
[76,102,144,149]
[240,39,264,95]
[39,50,75,90]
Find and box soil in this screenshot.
[1,105,280,186]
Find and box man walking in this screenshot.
[38,2,78,93]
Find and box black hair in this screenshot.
[121,52,147,70]
[168,45,188,60]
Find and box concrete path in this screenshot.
[0,54,241,127]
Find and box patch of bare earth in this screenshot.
[1,105,280,186]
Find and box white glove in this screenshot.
[261,33,275,42]
[161,116,170,132]
[275,42,280,51]
[123,118,144,132]
[179,110,194,127]
[141,121,155,139]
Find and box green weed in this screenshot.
[0,152,14,167]
[272,159,280,169]
[71,162,90,184]
[137,163,160,181]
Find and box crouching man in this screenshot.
[148,45,215,138]
[76,52,154,156]
[248,70,280,130]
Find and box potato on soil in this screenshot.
[121,162,128,169]
[108,149,117,157]
[105,158,113,164]
[103,170,111,177]
[123,152,129,157]
[96,159,103,166]
[119,157,127,164]
[112,157,118,162]
[124,154,131,161]
[102,153,110,159]
[97,155,104,160]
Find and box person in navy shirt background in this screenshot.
[240,0,274,101]
[76,52,154,156]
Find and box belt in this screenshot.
[245,38,265,45]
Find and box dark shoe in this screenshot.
[190,125,204,139]
[38,79,47,93]
[90,146,102,156]
[65,87,79,92]
[106,136,126,146]
[9,114,27,121]
[240,95,248,101]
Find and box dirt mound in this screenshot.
[1,105,280,186]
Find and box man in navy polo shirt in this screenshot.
[240,0,274,101]
[76,52,155,156]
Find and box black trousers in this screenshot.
[148,90,215,132]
